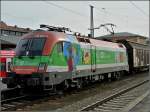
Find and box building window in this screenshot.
[21,32,26,36]
[0,29,2,34]
[9,31,16,36]
[16,32,22,36]
[2,30,9,35]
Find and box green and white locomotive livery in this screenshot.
[4,26,129,90]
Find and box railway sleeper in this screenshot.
[117,94,136,98]
[102,103,125,108]
[109,99,130,103]
[97,105,121,110]
[105,102,127,107]
[111,99,133,103]
[2,104,16,107]
[2,104,17,111]
[95,108,121,112]
[116,97,135,101]
[10,101,24,105]
[1,107,7,111]
[94,108,114,112]
[107,100,129,105]
[115,96,136,100]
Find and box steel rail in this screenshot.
[1,95,29,104]
[80,79,149,111]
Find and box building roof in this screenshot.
[0,21,32,32]
[97,32,147,39]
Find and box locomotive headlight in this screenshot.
[38,63,47,72]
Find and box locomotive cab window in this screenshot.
[16,38,46,56]
[57,42,63,53]
[18,39,30,51]
[30,38,46,55]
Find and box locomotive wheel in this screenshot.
[7,84,17,88]
[1,93,5,100]
[77,79,83,89]
[116,71,122,80]
[111,72,117,81]
[57,80,69,91]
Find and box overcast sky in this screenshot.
[1,1,149,37]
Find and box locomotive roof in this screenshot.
[21,30,126,51]
[88,38,126,49]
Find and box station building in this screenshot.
[96,32,148,45]
[0,21,32,49]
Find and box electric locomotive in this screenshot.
[3,25,129,90]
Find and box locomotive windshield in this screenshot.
[16,38,46,56]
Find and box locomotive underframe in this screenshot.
[3,64,129,90]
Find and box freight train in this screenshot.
[117,40,149,73]
[2,25,149,91]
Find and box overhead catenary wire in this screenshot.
[2,12,35,22]
[42,1,104,34]
[42,1,103,23]
[129,1,149,17]
[42,1,92,31]
[92,6,118,34]
[42,0,89,18]
[94,6,126,34]
[2,12,37,29]
[94,6,128,23]
[94,3,148,35]
[42,1,148,37]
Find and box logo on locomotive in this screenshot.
[64,35,80,71]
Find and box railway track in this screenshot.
[81,80,149,112]
[1,88,59,111]
[1,93,52,111]
[1,87,22,100]
[1,95,29,111]
[1,87,29,111]
[1,72,148,111]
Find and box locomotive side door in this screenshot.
[91,45,96,72]
[6,58,12,72]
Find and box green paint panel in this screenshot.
[96,50,116,64]
[48,44,67,66]
[13,56,49,66]
[13,41,127,71]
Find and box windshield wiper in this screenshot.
[29,51,35,59]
